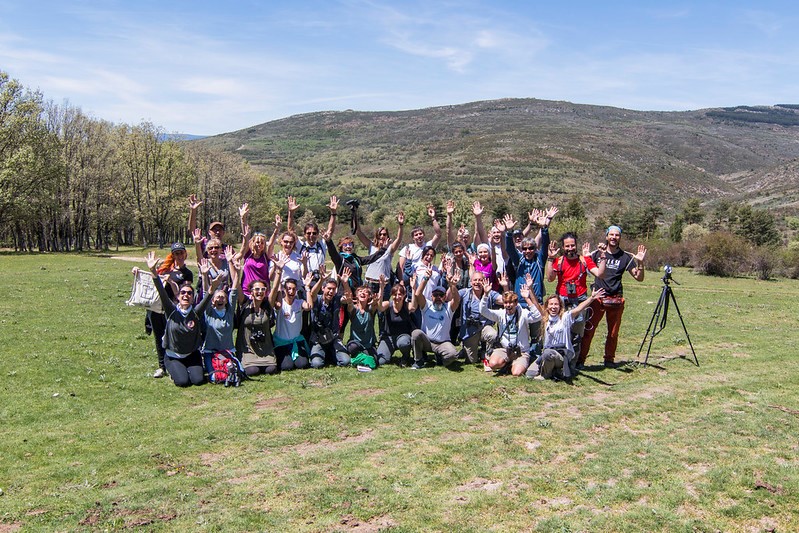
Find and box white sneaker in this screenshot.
[153,368,166,378]
[356,365,372,372]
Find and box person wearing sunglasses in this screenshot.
[238,215,281,298]
[137,242,194,379]
[145,251,222,387]
[286,195,339,281]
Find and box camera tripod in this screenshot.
[636,270,699,366]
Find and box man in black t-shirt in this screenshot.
[579,226,646,368]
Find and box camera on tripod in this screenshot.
[346,199,360,211]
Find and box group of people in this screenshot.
[135,194,647,387]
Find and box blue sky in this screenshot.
[1,0,797,135]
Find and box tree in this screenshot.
[681,198,704,225]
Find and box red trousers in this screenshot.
[579,298,625,364]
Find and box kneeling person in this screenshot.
[479,279,542,376]
[409,267,461,369]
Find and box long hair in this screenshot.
[158,253,175,274]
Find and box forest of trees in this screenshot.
[0,71,268,251]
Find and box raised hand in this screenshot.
[192,227,203,243]
[198,258,211,276]
[397,211,405,225]
[503,213,517,231]
[229,256,242,273]
[340,266,352,285]
[582,242,591,257]
[546,206,559,220]
[548,241,560,257]
[524,272,534,288]
[303,270,315,288]
[328,195,339,212]
[465,249,477,264]
[321,229,332,242]
[287,196,299,213]
[274,214,282,231]
[239,203,249,220]
[497,271,509,290]
[457,224,468,238]
[225,245,237,261]
[427,204,437,219]
[481,277,492,294]
[300,250,309,266]
[210,271,227,291]
[188,194,203,210]
[318,263,329,279]
[446,200,455,214]
[520,284,530,300]
[634,244,647,263]
[146,251,159,272]
[271,253,288,270]
[528,208,540,224]
[472,201,483,217]
[448,269,462,286]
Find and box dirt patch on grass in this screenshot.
[457,477,503,492]
[199,450,234,467]
[254,395,290,410]
[0,524,22,532]
[117,509,177,528]
[336,514,397,531]
[292,429,377,457]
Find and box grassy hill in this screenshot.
[196,98,799,217]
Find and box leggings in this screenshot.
[148,311,167,371]
[164,351,205,387]
[275,344,310,370]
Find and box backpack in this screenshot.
[208,350,244,387]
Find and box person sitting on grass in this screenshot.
[344,276,388,371]
[409,267,462,369]
[235,268,281,377]
[145,251,222,387]
[270,259,317,371]
[308,266,351,369]
[526,287,606,381]
[376,282,417,367]
[478,276,542,377]
[199,255,242,380]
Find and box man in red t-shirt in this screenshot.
[545,232,606,367]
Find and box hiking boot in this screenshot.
[603,360,620,369]
[153,368,166,378]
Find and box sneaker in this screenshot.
[603,360,619,369]
[356,365,372,372]
[410,362,424,370]
[153,368,166,378]
[533,375,545,381]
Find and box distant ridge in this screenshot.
[194,98,799,214]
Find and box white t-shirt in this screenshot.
[401,239,434,270]
[275,298,304,339]
[295,239,327,274]
[543,312,576,355]
[420,299,454,343]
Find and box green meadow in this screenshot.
[1,252,797,531]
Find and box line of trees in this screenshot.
[0,71,267,251]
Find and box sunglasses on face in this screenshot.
[179,290,194,296]
[252,287,266,293]
[306,231,318,236]
[379,232,389,237]
[207,246,220,250]
[282,241,294,246]
[522,247,535,251]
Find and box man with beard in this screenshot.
[409,266,461,369]
[578,225,647,368]
[545,232,607,361]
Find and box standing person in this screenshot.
[274,231,306,282]
[199,256,241,379]
[238,215,280,297]
[362,211,405,294]
[579,226,647,368]
[397,205,442,284]
[409,267,462,369]
[287,195,338,280]
[187,194,245,259]
[377,283,416,366]
[144,242,194,378]
[458,272,503,366]
[479,278,542,376]
[145,251,220,387]
[192,231,230,296]
[308,266,351,369]
[527,287,605,380]
[503,211,553,304]
[545,232,607,356]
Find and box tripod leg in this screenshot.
[668,290,699,367]
[639,286,667,365]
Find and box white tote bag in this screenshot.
[126,269,163,313]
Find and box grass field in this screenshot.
[1,252,798,531]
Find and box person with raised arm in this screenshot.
[408,266,462,369]
[235,257,280,377]
[308,265,351,369]
[545,232,607,358]
[138,242,194,379]
[344,276,388,371]
[363,211,405,295]
[458,271,503,366]
[479,275,543,376]
[526,287,606,380]
[579,226,647,368]
[287,195,338,282]
[199,254,242,380]
[238,213,281,297]
[376,280,417,367]
[145,251,220,387]
[187,194,243,259]
[398,204,442,284]
[270,258,317,371]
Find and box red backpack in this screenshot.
[208,351,243,387]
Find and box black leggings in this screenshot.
[245,365,278,376]
[149,311,167,371]
[164,351,205,387]
[274,343,309,370]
